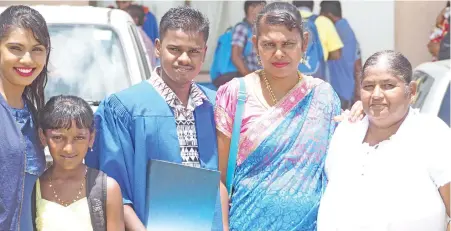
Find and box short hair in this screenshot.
[159,6,209,42]
[255,2,305,38]
[362,50,413,84]
[127,4,145,26]
[244,1,266,15]
[39,95,94,132]
[292,1,314,11]
[320,1,342,18]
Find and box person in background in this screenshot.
[318,50,450,231]
[320,1,362,109]
[127,4,158,68]
[0,5,49,230]
[428,1,450,61]
[85,6,224,231]
[293,0,343,62]
[34,95,124,231]
[116,1,159,44]
[231,1,266,77]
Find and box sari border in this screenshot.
[237,76,321,165]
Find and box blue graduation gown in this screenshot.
[85,81,223,230]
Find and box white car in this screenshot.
[0,6,153,164]
[412,59,450,127]
[0,5,152,106]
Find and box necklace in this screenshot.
[261,70,303,104]
[48,166,88,207]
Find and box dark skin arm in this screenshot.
[353,58,362,103]
[328,48,342,60]
[231,45,251,77]
[106,177,125,231]
[124,205,146,231]
[439,183,450,230]
[218,130,232,231]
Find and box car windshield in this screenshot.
[45,24,130,103]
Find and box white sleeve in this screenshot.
[427,117,451,188]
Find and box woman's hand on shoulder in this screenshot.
[106,176,125,231]
[333,100,365,123]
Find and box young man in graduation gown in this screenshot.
[85,6,224,231]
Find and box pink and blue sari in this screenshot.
[215,74,341,231]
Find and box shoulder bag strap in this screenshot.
[86,168,107,231]
[225,77,247,197]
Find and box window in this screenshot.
[412,71,435,109]
[438,84,450,126]
[46,24,129,102]
[128,23,151,80]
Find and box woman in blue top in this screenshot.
[0,5,50,231]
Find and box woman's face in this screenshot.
[0,27,47,89]
[39,120,95,170]
[360,63,416,128]
[253,21,307,79]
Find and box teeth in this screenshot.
[16,68,32,73]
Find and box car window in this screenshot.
[412,71,435,109]
[438,83,450,126]
[128,23,151,80]
[45,24,130,102]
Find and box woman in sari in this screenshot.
[215,2,342,230]
[317,51,450,231]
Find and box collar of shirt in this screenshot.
[148,67,208,111]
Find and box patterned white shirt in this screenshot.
[148,67,208,168]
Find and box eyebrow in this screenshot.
[6,42,44,47]
[167,44,203,50]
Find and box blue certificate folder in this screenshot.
[145,160,221,231]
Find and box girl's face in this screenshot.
[0,27,47,89]
[253,21,307,79]
[39,120,95,170]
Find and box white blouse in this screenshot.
[318,109,451,231]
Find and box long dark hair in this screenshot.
[0,5,51,122]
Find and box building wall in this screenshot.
[395,1,446,68]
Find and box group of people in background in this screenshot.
[0,1,449,231]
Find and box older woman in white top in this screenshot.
[318,50,450,231]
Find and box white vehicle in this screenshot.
[0,6,153,164]
[0,5,152,106]
[412,59,450,127]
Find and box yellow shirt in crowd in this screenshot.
[300,11,344,61]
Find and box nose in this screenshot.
[371,85,384,99]
[63,142,73,154]
[274,48,284,59]
[177,52,190,65]
[19,52,33,66]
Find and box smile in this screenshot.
[271,62,289,68]
[175,67,194,72]
[14,67,35,77]
[60,154,77,159]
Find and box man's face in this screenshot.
[155,29,207,85]
[116,1,131,10]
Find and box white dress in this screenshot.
[317,109,451,231]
